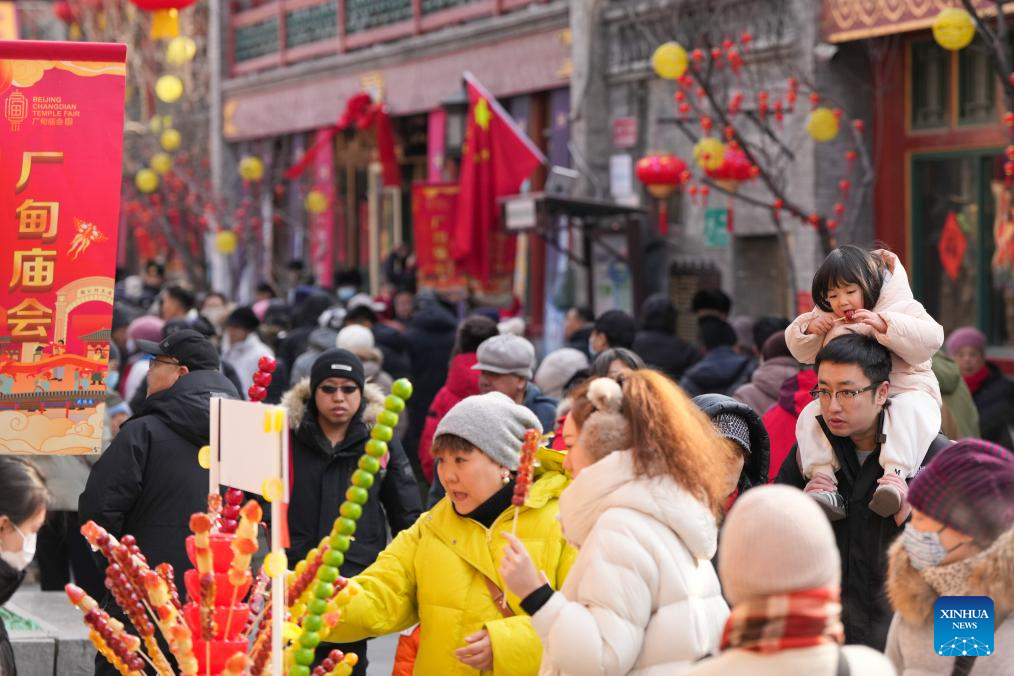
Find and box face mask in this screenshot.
[0,523,37,571]
[902,523,963,571]
[337,286,356,303]
[106,371,120,391]
[588,336,600,359]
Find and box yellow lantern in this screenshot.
[238,156,264,182]
[305,190,328,214]
[149,152,172,175]
[155,74,183,103]
[806,107,839,142]
[135,168,159,193]
[148,116,162,134]
[165,36,197,65]
[651,41,688,80]
[160,128,181,152]
[932,8,975,51]
[693,137,725,172]
[215,230,237,255]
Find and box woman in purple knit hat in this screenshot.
[945,327,1014,450]
[885,438,1014,675]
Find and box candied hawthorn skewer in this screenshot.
[66,584,147,675]
[512,429,541,534]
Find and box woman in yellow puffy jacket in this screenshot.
[325,392,576,675]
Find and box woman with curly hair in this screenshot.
[500,370,738,674]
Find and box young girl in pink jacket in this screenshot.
[787,246,944,519]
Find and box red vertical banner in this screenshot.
[412,183,467,291]
[308,129,335,288]
[0,40,126,455]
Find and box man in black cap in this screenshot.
[80,329,239,676]
[283,348,421,675]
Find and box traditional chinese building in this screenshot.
[823,0,1014,363]
[214,0,573,323]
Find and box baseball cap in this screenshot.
[472,334,535,379]
[136,329,220,372]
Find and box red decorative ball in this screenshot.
[258,357,277,373]
[248,385,267,401]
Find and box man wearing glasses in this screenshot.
[284,348,421,675]
[776,333,951,651]
[80,329,239,675]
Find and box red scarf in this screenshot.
[721,587,844,654]
[963,366,989,395]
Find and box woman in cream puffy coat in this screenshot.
[500,371,737,675]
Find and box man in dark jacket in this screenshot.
[79,330,239,676]
[284,348,421,675]
[632,294,698,380]
[404,293,458,474]
[776,334,950,650]
[564,306,594,357]
[680,316,752,397]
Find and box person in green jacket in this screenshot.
[325,391,576,675]
[931,350,980,439]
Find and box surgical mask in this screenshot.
[106,371,120,391]
[0,523,37,571]
[902,523,963,571]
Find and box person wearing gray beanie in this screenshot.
[322,395,574,675]
[685,485,895,676]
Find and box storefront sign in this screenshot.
[0,40,126,454]
[308,128,335,288]
[612,117,637,149]
[822,0,1005,43]
[704,207,730,248]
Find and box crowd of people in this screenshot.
[1,246,1013,676]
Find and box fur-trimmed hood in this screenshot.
[886,525,1014,625]
[281,378,387,430]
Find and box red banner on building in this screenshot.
[0,40,126,454]
[412,182,467,291]
[308,128,335,288]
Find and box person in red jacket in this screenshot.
[416,315,499,482]
[763,368,818,482]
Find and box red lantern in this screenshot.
[130,0,198,39]
[52,1,76,24]
[636,153,688,236]
[705,148,754,192]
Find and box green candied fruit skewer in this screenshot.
[287,379,414,676]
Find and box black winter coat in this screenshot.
[79,369,239,598]
[973,363,1014,450]
[680,346,751,397]
[0,559,25,676]
[373,323,412,382]
[633,330,699,381]
[776,413,950,650]
[283,382,422,575]
[403,300,457,463]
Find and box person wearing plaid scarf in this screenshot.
[686,486,895,675]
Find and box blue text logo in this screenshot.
[934,596,994,657]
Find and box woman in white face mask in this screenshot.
[885,438,1014,676]
[0,456,49,676]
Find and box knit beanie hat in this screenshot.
[336,325,376,352]
[434,392,542,470]
[945,326,987,356]
[534,348,590,400]
[310,348,365,393]
[126,315,165,344]
[578,378,631,460]
[719,485,841,604]
[908,439,1014,544]
[713,412,751,455]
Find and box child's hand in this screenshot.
[805,314,836,336]
[499,532,547,600]
[850,309,888,334]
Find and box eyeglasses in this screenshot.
[319,384,359,396]
[809,382,883,404]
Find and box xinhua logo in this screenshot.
[934,596,994,657]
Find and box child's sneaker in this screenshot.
[809,490,847,521]
[868,484,901,517]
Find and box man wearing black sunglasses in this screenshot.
[283,348,421,675]
[776,333,950,652]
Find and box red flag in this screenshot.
[452,72,545,283]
